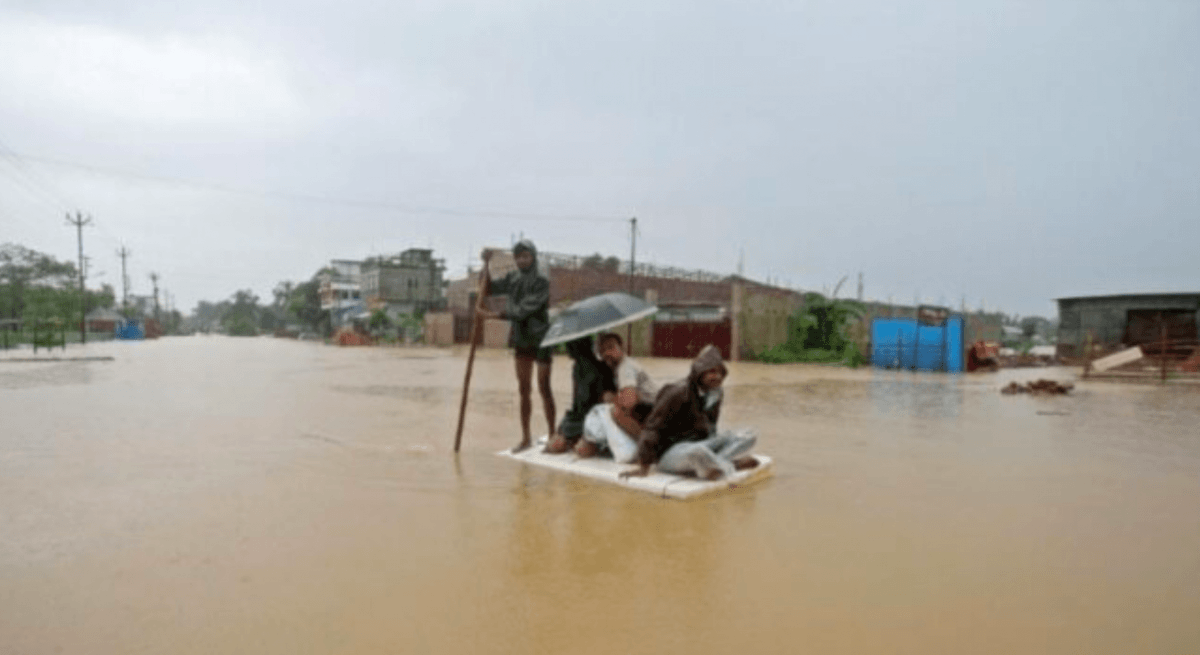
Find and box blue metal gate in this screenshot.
[871,316,963,372]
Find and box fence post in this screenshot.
[1161,321,1168,383]
[1083,332,1092,379]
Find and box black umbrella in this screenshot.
[540,292,658,348]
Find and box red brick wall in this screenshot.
[549,268,731,307]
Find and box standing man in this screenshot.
[480,241,556,453]
[620,345,758,480]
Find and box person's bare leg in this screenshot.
[544,433,572,454]
[512,356,534,452]
[733,456,759,470]
[610,404,642,438]
[536,360,555,441]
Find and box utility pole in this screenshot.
[857,272,864,302]
[66,212,92,344]
[117,245,131,313]
[625,217,638,354]
[628,217,637,294]
[149,272,160,323]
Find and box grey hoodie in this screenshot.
[634,344,728,466]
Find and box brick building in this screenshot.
[434,248,804,360]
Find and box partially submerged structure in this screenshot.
[435,249,802,360]
[1056,293,1200,360]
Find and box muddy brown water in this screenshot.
[2,336,1198,654]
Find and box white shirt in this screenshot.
[615,357,658,405]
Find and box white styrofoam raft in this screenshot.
[498,446,773,500]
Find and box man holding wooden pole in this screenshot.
[476,241,556,453]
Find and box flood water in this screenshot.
[2,336,1198,654]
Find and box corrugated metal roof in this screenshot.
[1055,292,1200,302]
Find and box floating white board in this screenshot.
[1092,345,1143,372]
[498,446,774,500]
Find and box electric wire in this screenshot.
[6,150,629,224]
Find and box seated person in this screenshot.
[620,345,758,480]
[544,336,615,453]
[576,332,659,460]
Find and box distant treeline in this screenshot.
[190,274,327,337]
[1,242,185,337]
[1,242,114,325]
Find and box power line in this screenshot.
[6,150,628,224]
[0,140,78,211]
[0,158,69,214]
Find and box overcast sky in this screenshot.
[2,0,1197,317]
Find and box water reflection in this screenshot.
[868,374,964,420]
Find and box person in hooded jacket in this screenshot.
[620,344,759,480]
[544,335,616,453]
[480,241,556,452]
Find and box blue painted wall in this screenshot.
[115,321,144,340]
[871,316,963,372]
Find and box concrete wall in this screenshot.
[363,265,443,310]
[732,282,801,360]
[424,312,455,346]
[550,267,731,307]
[612,288,654,357]
[482,318,511,349]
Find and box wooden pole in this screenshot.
[453,258,491,453]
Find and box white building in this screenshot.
[317,259,364,329]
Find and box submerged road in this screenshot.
[2,336,1198,654]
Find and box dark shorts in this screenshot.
[514,345,554,363]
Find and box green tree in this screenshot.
[221,289,260,336]
[286,278,329,335]
[759,293,867,366]
[368,308,392,332]
[0,243,77,321]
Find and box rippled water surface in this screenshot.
[2,337,1198,653]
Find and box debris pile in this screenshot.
[334,327,375,346]
[1181,348,1200,373]
[1001,379,1074,395]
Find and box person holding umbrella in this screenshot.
[535,292,660,460]
[478,241,555,453]
[543,335,615,454]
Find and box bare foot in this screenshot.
[543,435,572,454]
[574,440,599,459]
[733,456,759,471]
[703,469,724,481]
[511,439,532,454]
